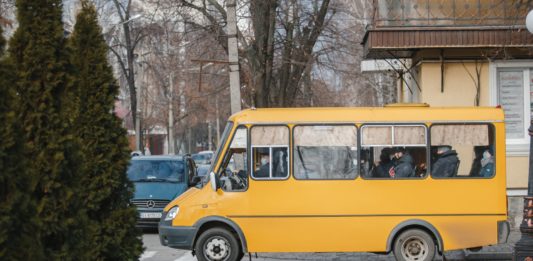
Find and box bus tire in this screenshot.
[393,229,436,261]
[195,227,243,261]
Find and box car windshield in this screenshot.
[197,165,210,176]
[192,154,209,165]
[127,160,185,183]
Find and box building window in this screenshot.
[490,61,533,153]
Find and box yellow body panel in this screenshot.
[166,107,507,252]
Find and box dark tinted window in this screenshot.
[127,160,185,183]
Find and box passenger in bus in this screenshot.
[479,149,494,177]
[255,154,270,178]
[372,148,394,178]
[431,146,459,177]
[272,150,287,177]
[393,147,415,178]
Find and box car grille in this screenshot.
[131,199,170,209]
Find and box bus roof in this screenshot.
[228,107,505,124]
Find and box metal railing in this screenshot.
[374,0,533,27]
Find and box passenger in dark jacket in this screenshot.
[431,146,459,178]
[393,148,415,178]
[373,148,394,178]
[479,150,494,177]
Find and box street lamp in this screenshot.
[513,10,533,261]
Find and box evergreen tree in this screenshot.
[7,0,86,259]
[0,25,30,260]
[69,2,143,260]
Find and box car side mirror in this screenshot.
[189,176,202,187]
[209,172,219,191]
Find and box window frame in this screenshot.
[359,123,429,180]
[428,122,496,180]
[292,123,359,181]
[251,145,290,180]
[211,121,234,174]
[249,124,291,181]
[218,125,249,192]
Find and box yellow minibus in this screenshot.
[159,105,509,261]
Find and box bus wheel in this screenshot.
[195,227,242,261]
[393,229,435,261]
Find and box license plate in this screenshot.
[140,212,162,219]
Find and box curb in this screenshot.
[465,252,512,260]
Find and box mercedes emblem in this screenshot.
[146,200,156,208]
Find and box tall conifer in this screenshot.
[8,0,85,259]
[69,2,142,260]
[0,25,30,260]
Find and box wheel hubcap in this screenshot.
[204,236,231,261]
[401,236,429,261]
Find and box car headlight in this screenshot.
[165,206,179,221]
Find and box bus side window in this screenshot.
[430,124,495,178]
[361,125,427,179]
[251,126,289,179]
[219,126,248,191]
[293,125,358,180]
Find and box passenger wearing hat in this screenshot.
[479,149,494,177]
[431,146,459,178]
[393,147,415,178]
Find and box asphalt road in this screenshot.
[140,231,400,261]
[141,230,512,261]
[141,231,193,261]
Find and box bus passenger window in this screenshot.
[430,124,495,178]
[219,126,248,191]
[293,125,357,180]
[251,126,289,179]
[361,125,427,179]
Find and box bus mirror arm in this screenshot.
[209,172,220,191]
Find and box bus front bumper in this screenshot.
[159,212,197,250]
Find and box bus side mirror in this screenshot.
[209,172,219,191]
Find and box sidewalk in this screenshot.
[247,230,519,261]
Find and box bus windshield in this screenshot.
[198,122,234,188]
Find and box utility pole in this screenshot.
[215,95,220,146]
[207,120,212,151]
[135,62,142,152]
[168,72,175,154]
[227,0,241,114]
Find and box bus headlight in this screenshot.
[165,206,179,221]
